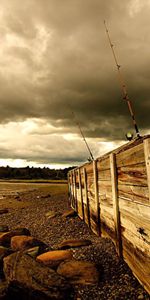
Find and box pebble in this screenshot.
[0,187,149,300]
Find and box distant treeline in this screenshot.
[0,166,75,180]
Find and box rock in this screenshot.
[36,250,73,268]
[0,246,12,262]
[0,225,9,233]
[58,239,92,249]
[41,194,51,199]
[57,260,100,285]
[62,209,77,218]
[12,227,31,236]
[0,281,8,300]
[0,246,12,278]
[11,235,48,252]
[0,228,31,247]
[0,209,8,215]
[45,211,56,219]
[4,252,72,300]
[138,294,144,299]
[15,196,20,200]
[24,246,41,258]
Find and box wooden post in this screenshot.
[78,168,85,220]
[83,167,91,228]
[73,170,78,213]
[70,172,74,209]
[72,171,76,209]
[93,160,101,236]
[110,153,122,257]
[144,138,150,202]
[67,172,71,206]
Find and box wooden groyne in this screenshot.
[68,135,150,294]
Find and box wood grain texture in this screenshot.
[116,143,145,167]
[78,168,84,221]
[118,185,149,204]
[144,138,150,202]
[68,134,150,293]
[110,153,122,257]
[83,168,91,228]
[93,160,101,236]
[117,163,147,186]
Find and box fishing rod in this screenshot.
[104,20,141,138]
[72,111,94,161]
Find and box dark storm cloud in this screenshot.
[0,0,149,165]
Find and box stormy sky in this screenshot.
[0,0,149,168]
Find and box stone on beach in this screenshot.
[57,260,100,285]
[0,209,9,215]
[0,246,12,263]
[62,209,77,218]
[11,235,47,252]
[24,246,41,258]
[36,249,73,268]
[58,239,92,249]
[3,252,72,300]
[0,228,31,247]
[45,211,56,219]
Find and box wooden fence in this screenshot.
[68,135,150,294]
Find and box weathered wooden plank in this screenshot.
[97,157,110,171]
[100,195,113,207]
[71,172,75,209]
[67,173,72,207]
[73,170,78,212]
[98,180,112,194]
[119,198,150,219]
[98,168,111,181]
[83,168,91,228]
[144,138,150,202]
[117,163,147,186]
[110,153,122,257]
[98,180,113,206]
[121,222,150,252]
[84,163,93,174]
[116,143,145,167]
[78,168,84,221]
[93,160,101,236]
[100,212,114,230]
[122,237,150,293]
[118,185,149,204]
[75,170,79,183]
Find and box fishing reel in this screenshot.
[125,132,133,141]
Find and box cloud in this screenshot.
[0,0,149,166]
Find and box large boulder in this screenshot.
[57,260,100,285]
[3,252,72,300]
[0,246,12,262]
[11,235,47,252]
[0,228,31,247]
[58,239,92,249]
[36,250,73,268]
[0,246,13,278]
